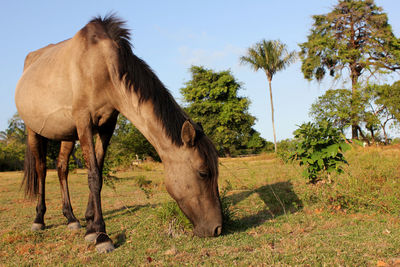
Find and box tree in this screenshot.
[310,89,353,133]
[0,140,25,171]
[299,0,400,139]
[107,115,160,167]
[372,81,400,121]
[311,88,375,142]
[0,113,26,144]
[0,113,61,169]
[310,88,373,141]
[181,66,266,157]
[240,40,296,152]
[367,81,400,144]
[0,113,26,171]
[310,85,399,145]
[0,113,159,171]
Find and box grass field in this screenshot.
[1,146,400,266]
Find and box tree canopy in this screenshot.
[300,0,400,82]
[0,114,26,171]
[371,81,400,123]
[181,66,266,156]
[299,0,400,139]
[310,83,400,144]
[240,40,296,82]
[366,81,400,143]
[310,89,353,132]
[107,115,160,166]
[0,113,160,171]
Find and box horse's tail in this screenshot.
[21,138,39,199]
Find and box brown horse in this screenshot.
[15,15,222,253]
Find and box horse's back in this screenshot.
[23,43,58,70]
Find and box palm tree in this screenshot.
[240,40,296,152]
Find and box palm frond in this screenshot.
[240,39,297,81]
[240,48,261,72]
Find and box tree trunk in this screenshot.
[349,18,361,140]
[382,121,389,145]
[350,64,360,140]
[357,126,369,146]
[224,147,231,158]
[370,127,375,143]
[383,130,388,145]
[268,79,277,153]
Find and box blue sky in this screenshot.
[1,1,399,142]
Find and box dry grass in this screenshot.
[1,148,400,265]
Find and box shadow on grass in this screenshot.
[103,203,158,219]
[42,181,301,239]
[113,229,127,248]
[44,203,157,230]
[223,180,303,234]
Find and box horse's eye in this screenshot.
[198,171,208,179]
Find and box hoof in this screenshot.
[67,222,81,230]
[31,223,45,231]
[85,232,97,243]
[96,241,115,253]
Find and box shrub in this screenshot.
[276,139,298,162]
[0,140,25,171]
[290,121,351,183]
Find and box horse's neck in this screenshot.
[114,89,176,160]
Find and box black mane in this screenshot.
[90,14,187,146]
[89,15,219,182]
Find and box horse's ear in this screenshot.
[181,120,196,146]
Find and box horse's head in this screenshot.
[163,120,222,237]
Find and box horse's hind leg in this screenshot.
[57,141,81,230]
[26,128,48,231]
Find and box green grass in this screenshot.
[1,147,400,265]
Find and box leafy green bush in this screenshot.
[105,115,160,169]
[0,140,25,171]
[290,121,351,183]
[276,139,298,162]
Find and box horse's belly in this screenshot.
[22,105,77,140]
[16,88,76,141]
[38,107,77,140]
[15,68,78,140]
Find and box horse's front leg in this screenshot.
[83,116,117,245]
[76,117,114,253]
